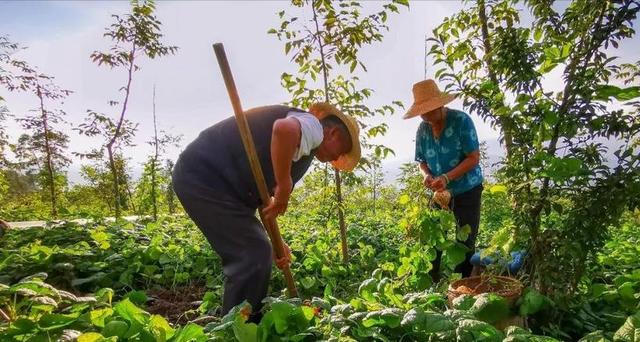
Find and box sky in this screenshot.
[0,1,638,184]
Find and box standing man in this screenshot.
[404,79,484,283]
[172,103,360,320]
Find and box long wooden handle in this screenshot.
[213,43,298,298]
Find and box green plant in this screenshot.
[77,0,177,220]
[428,0,640,299]
[270,0,407,262]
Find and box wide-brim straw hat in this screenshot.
[403,79,456,119]
[308,103,361,171]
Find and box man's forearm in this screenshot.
[446,151,480,181]
[271,119,300,190]
[419,162,432,178]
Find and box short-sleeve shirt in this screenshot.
[286,111,323,161]
[414,108,483,195]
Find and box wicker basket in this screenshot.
[447,275,523,306]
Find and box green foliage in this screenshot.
[77,0,177,220]
[1,207,638,341]
[270,0,407,166]
[0,219,221,291]
[0,275,207,342]
[428,0,640,299]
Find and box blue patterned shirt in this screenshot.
[414,108,483,195]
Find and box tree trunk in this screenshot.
[166,159,176,215]
[106,44,135,221]
[107,145,120,219]
[37,84,57,218]
[334,168,349,263]
[125,176,137,215]
[313,0,349,262]
[151,85,159,221]
[477,0,513,157]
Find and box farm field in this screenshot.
[1,0,640,341]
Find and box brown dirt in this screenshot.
[146,284,211,325]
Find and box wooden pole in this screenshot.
[212,43,298,297]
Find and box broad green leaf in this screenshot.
[422,311,455,333]
[114,298,149,326]
[125,290,149,305]
[456,318,503,341]
[301,306,315,321]
[362,308,403,328]
[96,288,114,305]
[269,301,295,333]
[90,230,111,250]
[300,276,316,289]
[578,330,612,342]
[613,313,640,342]
[401,307,425,328]
[519,288,551,316]
[358,278,377,301]
[617,282,636,302]
[379,308,404,328]
[11,281,60,298]
[232,315,257,342]
[6,318,37,336]
[453,294,476,311]
[38,313,80,331]
[443,242,468,268]
[72,272,107,287]
[171,323,207,342]
[102,320,129,338]
[471,293,510,324]
[89,308,114,328]
[594,85,640,102]
[149,315,175,341]
[78,332,114,342]
[457,224,471,242]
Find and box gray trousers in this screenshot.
[172,164,272,317]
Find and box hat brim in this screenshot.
[309,103,361,171]
[403,94,456,119]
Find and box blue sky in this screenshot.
[1,1,638,183]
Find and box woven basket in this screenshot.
[447,275,523,306]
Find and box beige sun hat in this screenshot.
[403,79,456,119]
[308,103,361,171]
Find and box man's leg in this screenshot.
[451,185,483,277]
[172,182,272,319]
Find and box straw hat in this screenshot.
[403,80,456,119]
[308,103,361,171]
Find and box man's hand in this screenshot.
[262,179,293,222]
[423,174,434,189]
[274,242,292,269]
[429,176,447,192]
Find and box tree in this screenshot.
[12,75,71,218]
[365,156,384,214]
[0,35,72,218]
[75,112,138,216]
[138,85,181,220]
[81,0,177,219]
[271,0,407,262]
[428,0,640,297]
[0,36,26,167]
[164,159,178,215]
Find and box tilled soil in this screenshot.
[146,284,213,325]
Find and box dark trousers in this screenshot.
[429,185,483,282]
[172,163,272,320]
